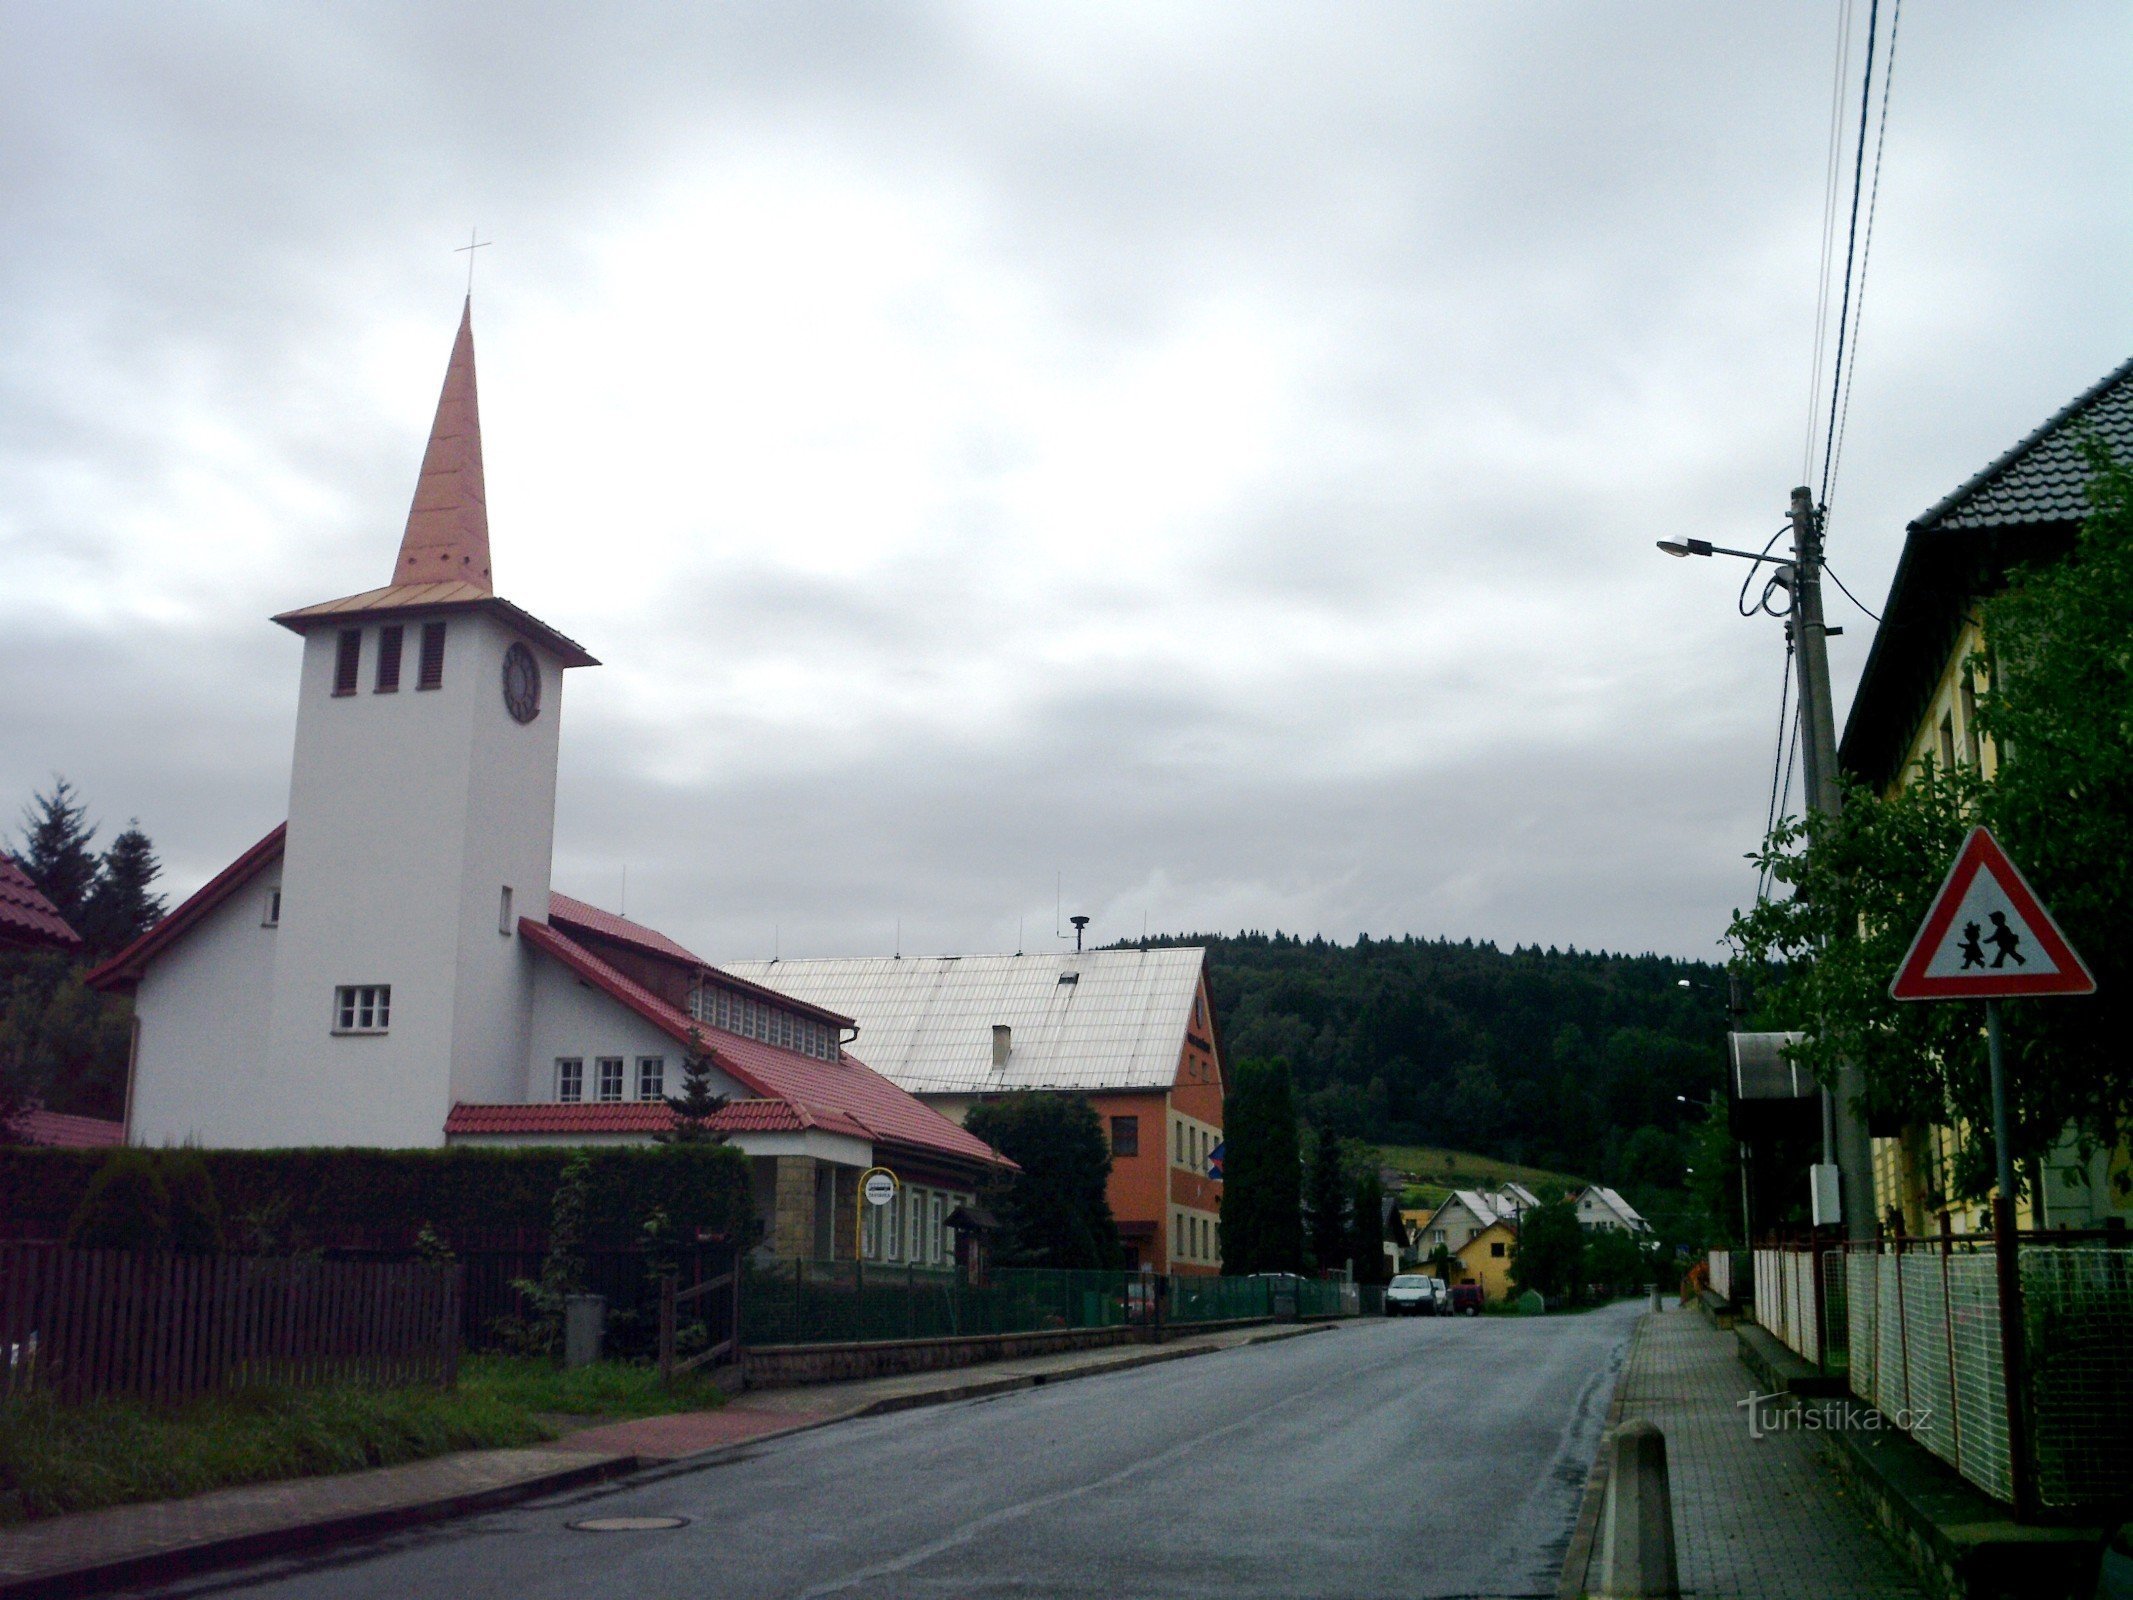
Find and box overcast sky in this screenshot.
[3,3,2127,965]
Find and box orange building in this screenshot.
[721,948,1226,1274]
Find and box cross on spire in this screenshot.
[454,229,491,297]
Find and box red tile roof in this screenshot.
[520,918,1007,1171]
[13,1109,125,1148]
[547,894,854,1028]
[548,892,710,966]
[85,825,286,992]
[443,1098,813,1137]
[0,855,81,950]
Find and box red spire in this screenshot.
[392,298,492,592]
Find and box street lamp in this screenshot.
[1657,488,1873,1246]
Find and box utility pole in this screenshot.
[1787,487,1877,1245]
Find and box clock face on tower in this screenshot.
[501,643,541,724]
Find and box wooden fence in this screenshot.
[0,1245,461,1403]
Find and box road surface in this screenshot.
[139,1302,1640,1600]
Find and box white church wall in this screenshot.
[263,618,501,1146]
[129,860,280,1147]
[524,955,749,1105]
[447,619,567,1106]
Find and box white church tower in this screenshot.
[254,301,598,1145]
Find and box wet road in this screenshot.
[136,1302,1640,1600]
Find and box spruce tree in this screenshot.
[80,823,165,956]
[15,778,98,926]
[659,1029,729,1144]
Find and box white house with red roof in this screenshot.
[88,302,1007,1263]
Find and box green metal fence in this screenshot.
[741,1261,1362,1347]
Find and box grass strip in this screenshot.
[0,1356,726,1525]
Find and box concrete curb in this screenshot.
[1556,1309,1646,1600]
[0,1453,639,1600]
[0,1322,1339,1596]
[616,1321,1340,1485]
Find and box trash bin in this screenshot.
[564,1294,606,1368]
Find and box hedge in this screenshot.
[0,1144,753,1254]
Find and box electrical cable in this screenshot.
[1818,0,1882,510]
[1825,0,1902,508]
[1758,690,1804,906]
[1804,0,1857,485]
[1736,521,1793,618]
[1823,563,1883,621]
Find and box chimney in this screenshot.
[991,1024,1012,1067]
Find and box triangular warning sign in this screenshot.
[1890,826,2096,1001]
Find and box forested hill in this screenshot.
[1146,933,1732,1182]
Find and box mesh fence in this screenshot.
[2023,1246,2133,1508]
[1838,1243,2133,1509]
[741,1261,1358,1346]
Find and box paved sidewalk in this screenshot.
[0,1321,1328,1595]
[1566,1308,1921,1599]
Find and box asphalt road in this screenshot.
[138,1302,1640,1600]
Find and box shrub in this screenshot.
[162,1149,223,1254]
[63,1150,170,1250]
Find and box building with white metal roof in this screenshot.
[721,947,1228,1274]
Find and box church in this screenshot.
[88,302,1009,1264]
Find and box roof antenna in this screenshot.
[1141,909,1148,952]
[773,923,780,961]
[1070,914,1089,953]
[454,228,491,298]
[1016,915,1024,957]
[619,863,627,917]
[1054,870,1063,942]
[894,918,901,960]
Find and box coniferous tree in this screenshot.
[1347,1165,1392,1285]
[1218,1058,1303,1275]
[80,823,165,956]
[658,1029,729,1144]
[15,778,98,926]
[964,1092,1120,1270]
[1306,1123,1348,1273]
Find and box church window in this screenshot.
[556,1058,584,1102]
[498,886,514,935]
[636,1057,665,1101]
[333,984,390,1034]
[595,1056,624,1102]
[332,630,362,697]
[417,622,447,690]
[375,625,403,692]
[263,888,281,927]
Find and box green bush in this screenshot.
[63,1150,170,1250]
[11,1145,750,1253]
[162,1149,223,1254]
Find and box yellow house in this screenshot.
[1837,353,2133,1236]
[1452,1218,1519,1304]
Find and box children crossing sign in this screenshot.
[1889,826,2095,1001]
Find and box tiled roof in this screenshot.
[1911,355,2133,533]
[522,920,1007,1169]
[85,825,286,991]
[0,855,81,950]
[548,892,710,966]
[716,949,1209,1095]
[270,588,598,669]
[444,1098,810,1137]
[11,1108,124,1148]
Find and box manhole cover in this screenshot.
[567,1515,690,1532]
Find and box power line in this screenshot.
[1823,563,1883,621]
[1804,0,1857,485]
[1825,0,1903,509]
[1818,0,1883,510]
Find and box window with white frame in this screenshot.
[882,1191,901,1259]
[636,1057,665,1101]
[556,1058,584,1102]
[904,1186,923,1261]
[928,1193,944,1265]
[595,1057,624,1103]
[333,985,390,1034]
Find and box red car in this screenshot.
[1449,1283,1485,1316]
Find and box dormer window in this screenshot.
[375,625,403,692]
[332,630,362,696]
